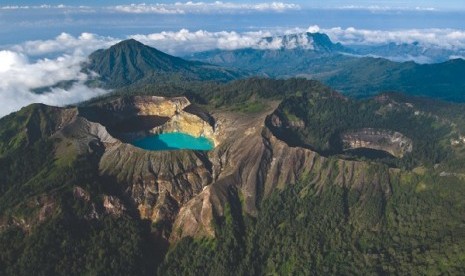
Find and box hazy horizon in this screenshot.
[1,1,464,117]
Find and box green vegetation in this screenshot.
[0,103,58,156]
[0,106,162,276]
[83,78,334,112]
[0,214,157,276]
[84,39,244,89]
[0,147,162,275]
[159,187,246,275]
[2,77,465,275]
[192,45,465,102]
[270,92,455,168]
[83,77,465,170]
[160,168,465,275]
[229,100,268,113]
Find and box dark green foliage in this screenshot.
[158,187,246,275]
[2,77,465,275]
[85,39,244,88]
[0,106,162,276]
[84,77,334,112]
[0,213,157,276]
[161,170,465,275]
[0,103,63,156]
[192,45,465,102]
[0,150,162,276]
[0,139,54,196]
[323,57,465,102]
[269,92,453,168]
[84,78,463,171]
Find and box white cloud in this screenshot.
[129,29,273,54]
[450,55,465,60]
[0,32,119,117]
[112,2,300,14]
[337,5,437,12]
[4,26,465,69]
[323,27,465,49]
[11,32,118,57]
[127,27,465,55]
[0,46,109,117]
[0,4,93,10]
[2,26,465,117]
[0,79,108,118]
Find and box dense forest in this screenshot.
[1,78,465,274]
[269,93,453,168]
[160,167,465,275]
[0,104,162,275]
[0,136,163,275]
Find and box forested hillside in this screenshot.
[1,78,465,275]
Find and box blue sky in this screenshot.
[1,1,464,45]
[0,0,464,117]
[1,1,464,10]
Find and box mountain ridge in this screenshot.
[189,33,465,101]
[2,79,465,274]
[84,39,245,88]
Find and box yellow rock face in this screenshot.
[135,96,190,117]
[138,204,152,220]
[156,111,217,145]
[130,96,218,145]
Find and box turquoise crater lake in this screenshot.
[132,132,214,151]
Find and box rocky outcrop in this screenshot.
[79,96,216,144]
[171,184,229,241]
[33,96,397,244]
[167,111,396,241]
[134,96,190,117]
[152,110,217,145]
[342,128,413,158]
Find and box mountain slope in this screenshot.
[321,57,465,101]
[85,39,245,88]
[189,32,348,77]
[192,49,465,101]
[189,32,465,102]
[2,79,465,274]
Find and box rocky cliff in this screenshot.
[73,96,396,243]
[342,128,413,158]
[3,96,398,244]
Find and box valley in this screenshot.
[190,33,465,101]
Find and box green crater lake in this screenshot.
[132,132,214,151]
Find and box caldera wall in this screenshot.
[341,128,413,158]
[79,96,217,145]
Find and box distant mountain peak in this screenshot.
[114,38,142,46]
[107,38,164,55]
[256,32,346,52]
[123,38,139,44]
[84,39,243,88]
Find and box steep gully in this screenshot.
[49,96,398,243]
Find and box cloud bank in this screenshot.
[337,5,437,12]
[1,4,69,10]
[128,26,465,54]
[1,2,300,14]
[323,27,465,49]
[11,32,117,57]
[112,2,301,14]
[2,26,465,117]
[0,34,112,118]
